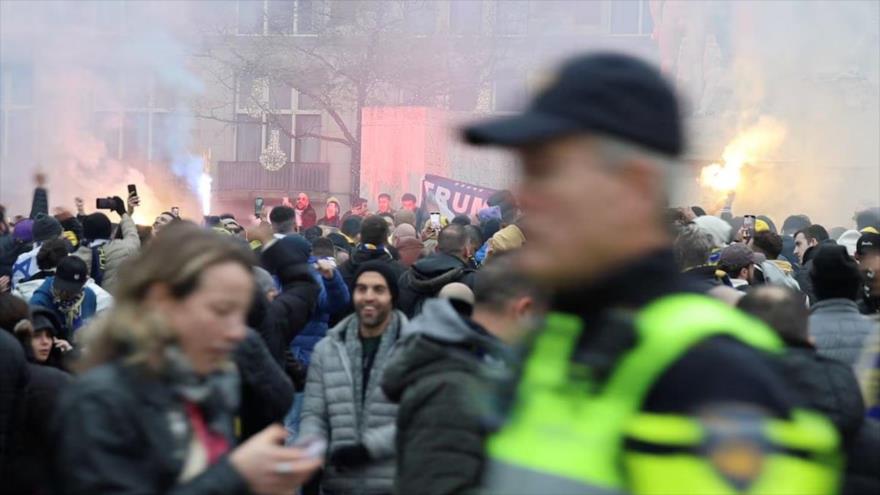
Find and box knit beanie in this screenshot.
[13,219,34,243]
[82,212,113,241]
[354,260,400,305]
[32,214,63,243]
[809,244,861,300]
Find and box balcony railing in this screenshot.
[214,161,330,196]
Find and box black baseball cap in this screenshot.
[463,53,684,156]
[857,232,880,256]
[53,256,88,293]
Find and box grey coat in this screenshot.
[300,311,406,495]
[809,299,878,366]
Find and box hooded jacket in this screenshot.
[381,299,509,495]
[30,277,98,341]
[259,265,320,367]
[397,253,476,318]
[73,213,141,294]
[299,311,406,495]
[795,239,836,305]
[756,259,801,291]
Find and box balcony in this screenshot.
[213,161,330,199]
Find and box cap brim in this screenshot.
[463,112,580,147]
[53,278,86,294]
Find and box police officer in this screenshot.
[464,53,840,494]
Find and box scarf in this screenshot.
[54,290,85,334]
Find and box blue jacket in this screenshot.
[290,264,350,367]
[29,277,97,340]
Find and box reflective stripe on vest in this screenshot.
[484,294,841,494]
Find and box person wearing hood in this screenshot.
[0,293,71,494]
[29,256,98,342]
[0,219,35,280]
[72,192,141,294]
[398,224,477,318]
[794,224,834,304]
[300,261,407,495]
[338,215,406,293]
[382,256,545,495]
[319,196,343,228]
[808,245,876,366]
[258,233,321,368]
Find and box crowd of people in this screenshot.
[1,52,879,495]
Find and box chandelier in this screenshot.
[260,129,288,171]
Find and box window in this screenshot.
[267,0,294,34]
[450,0,481,35]
[295,0,316,34]
[610,0,652,35]
[495,0,528,35]
[238,74,258,109]
[237,0,263,35]
[269,82,292,110]
[405,1,437,35]
[236,114,263,161]
[297,90,319,111]
[493,68,527,112]
[294,114,321,162]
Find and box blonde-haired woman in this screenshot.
[53,223,320,495]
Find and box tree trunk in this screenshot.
[350,89,366,199]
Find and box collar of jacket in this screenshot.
[810,298,860,313]
[552,249,694,321]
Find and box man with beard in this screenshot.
[300,261,405,495]
[295,193,318,231]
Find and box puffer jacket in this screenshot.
[757,259,801,291]
[381,299,510,495]
[299,311,406,495]
[73,213,141,294]
[809,298,877,366]
[397,253,476,318]
[291,266,350,368]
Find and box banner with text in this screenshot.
[421,174,497,218]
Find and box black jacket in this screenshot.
[778,344,864,444]
[259,266,320,366]
[795,239,836,305]
[0,330,28,480]
[0,235,31,279]
[51,362,249,495]
[6,363,71,494]
[397,253,476,318]
[382,299,509,495]
[235,329,295,441]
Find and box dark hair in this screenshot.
[718,258,751,276]
[311,237,335,258]
[303,225,323,242]
[219,213,236,221]
[401,193,417,203]
[341,216,362,238]
[752,231,783,259]
[451,214,471,226]
[437,224,468,256]
[269,206,295,224]
[463,225,483,250]
[855,208,880,231]
[481,218,502,242]
[0,292,30,334]
[673,225,714,271]
[737,286,808,345]
[795,224,829,243]
[378,193,391,201]
[474,253,544,311]
[352,197,368,208]
[37,238,72,270]
[782,215,811,236]
[691,206,706,217]
[360,215,389,245]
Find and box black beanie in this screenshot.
[82,212,112,241]
[354,260,400,306]
[810,245,861,301]
[261,234,311,283]
[32,214,63,243]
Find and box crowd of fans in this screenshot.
[0,52,879,495]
